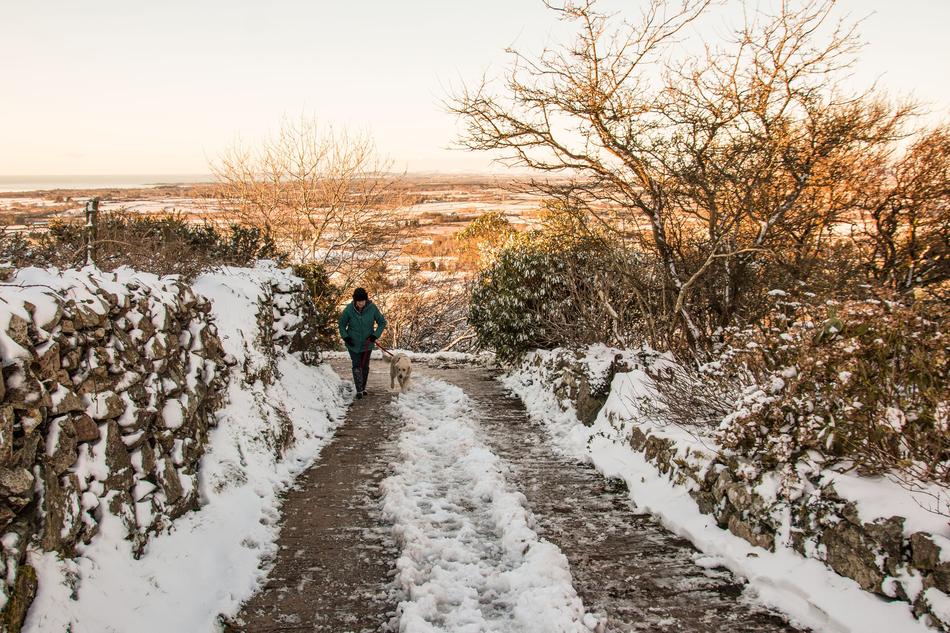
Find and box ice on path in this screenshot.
[381,376,598,633]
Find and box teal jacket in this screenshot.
[338,301,387,354]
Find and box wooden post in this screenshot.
[85,197,100,267]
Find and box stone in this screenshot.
[46,417,78,475]
[0,467,34,496]
[88,392,126,421]
[104,421,134,490]
[0,406,14,465]
[73,303,104,330]
[5,374,51,411]
[36,341,61,380]
[147,335,168,360]
[643,435,674,465]
[728,514,774,551]
[123,409,155,437]
[18,408,45,436]
[5,313,30,348]
[159,457,184,505]
[40,468,67,552]
[629,425,647,451]
[139,316,156,340]
[87,347,111,379]
[140,441,157,477]
[49,387,84,416]
[726,482,755,513]
[912,532,943,571]
[863,516,905,575]
[691,489,718,515]
[111,329,142,364]
[12,434,41,470]
[713,469,735,500]
[912,533,950,594]
[78,373,120,397]
[72,413,100,443]
[60,347,81,370]
[573,373,607,426]
[1,562,37,633]
[823,521,886,593]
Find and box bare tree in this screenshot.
[855,125,950,298]
[211,116,407,290]
[451,0,913,351]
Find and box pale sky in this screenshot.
[1,0,948,176]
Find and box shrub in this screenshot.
[376,267,473,353]
[290,262,340,354]
[469,234,650,361]
[470,239,570,361]
[715,292,950,483]
[10,212,285,277]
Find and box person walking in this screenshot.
[338,287,387,399]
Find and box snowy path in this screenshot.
[229,360,401,632]
[421,360,801,633]
[382,376,598,632]
[230,358,802,633]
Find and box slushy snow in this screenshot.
[382,376,600,633]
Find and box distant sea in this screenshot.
[0,174,212,193]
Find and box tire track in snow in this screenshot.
[382,376,601,633]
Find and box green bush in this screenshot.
[469,235,632,361]
[290,262,341,353]
[12,213,285,276]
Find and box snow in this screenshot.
[924,588,950,625]
[22,265,347,633]
[382,376,597,632]
[506,346,935,633]
[822,470,950,538]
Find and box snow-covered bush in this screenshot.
[716,293,950,484]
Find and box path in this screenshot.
[419,359,802,633]
[231,357,804,632]
[228,359,400,632]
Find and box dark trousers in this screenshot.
[349,348,371,392]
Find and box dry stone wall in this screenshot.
[525,349,950,631]
[0,267,231,631]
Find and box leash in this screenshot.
[373,340,396,358]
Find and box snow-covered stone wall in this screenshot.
[15,263,343,633]
[0,263,323,632]
[511,347,950,632]
[0,267,230,630]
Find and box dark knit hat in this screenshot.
[353,287,369,301]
